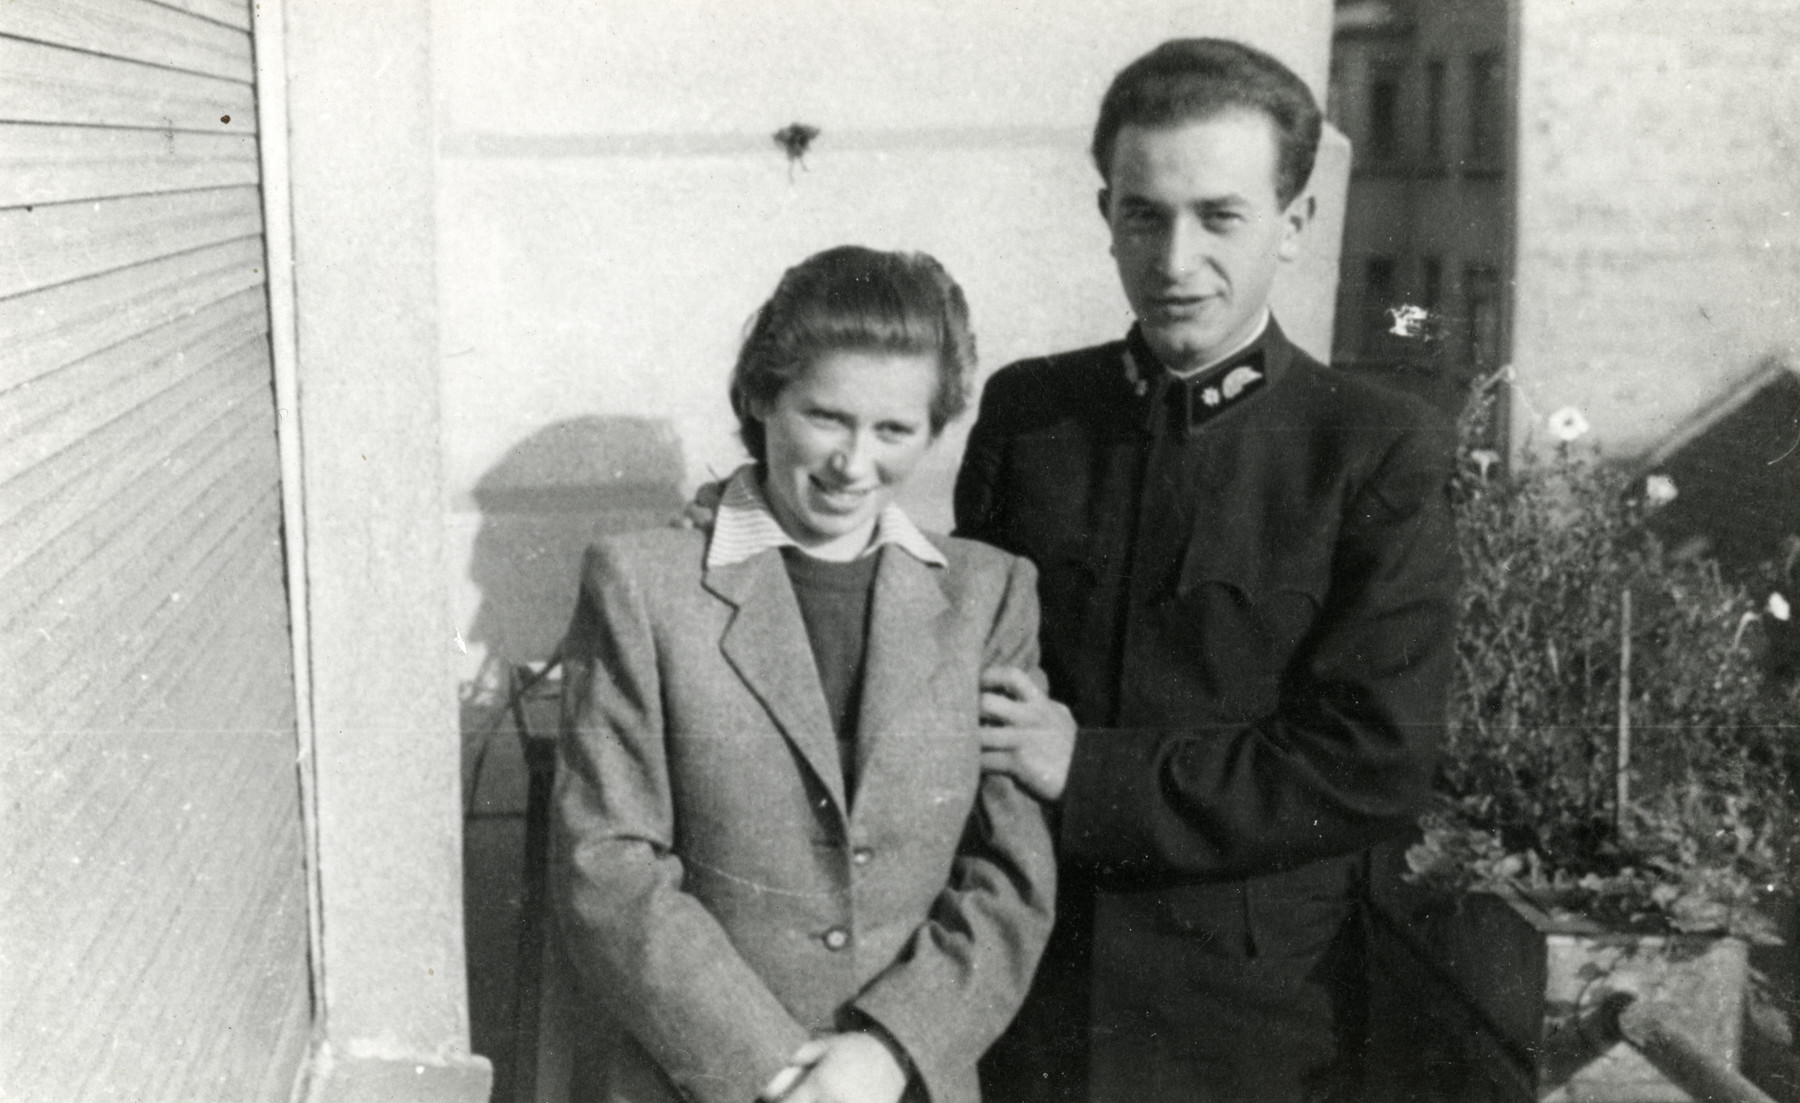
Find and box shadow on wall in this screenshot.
[464,415,688,701]
[460,416,687,1095]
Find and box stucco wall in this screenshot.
[272,0,490,1095]
[1510,0,1800,454]
[435,0,1346,684]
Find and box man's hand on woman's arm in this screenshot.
[978,666,1076,803]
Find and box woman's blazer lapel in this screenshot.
[853,548,951,808]
[700,545,954,822]
[702,551,848,816]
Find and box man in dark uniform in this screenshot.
[961,39,1458,1103]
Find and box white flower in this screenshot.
[1200,386,1222,407]
[1387,304,1429,338]
[1469,449,1500,480]
[1548,406,1591,443]
[1644,474,1678,505]
[1770,592,1792,622]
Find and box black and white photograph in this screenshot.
[3,2,1797,1101]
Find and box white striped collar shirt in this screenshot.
[704,465,947,570]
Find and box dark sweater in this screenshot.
[781,546,881,801]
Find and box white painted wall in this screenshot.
[435,0,1345,682]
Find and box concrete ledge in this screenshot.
[299,1040,493,1103]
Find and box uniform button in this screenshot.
[822,927,850,951]
[851,847,874,866]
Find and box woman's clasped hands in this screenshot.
[760,1032,909,1103]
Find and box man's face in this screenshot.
[1102,111,1311,373]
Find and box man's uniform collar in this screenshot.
[704,465,947,570]
[1123,313,1278,436]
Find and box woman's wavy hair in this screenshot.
[730,245,977,464]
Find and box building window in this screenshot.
[1421,255,1444,318]
[1468,51,1504,169]
[1464,265,1504,369]
[1369,73,1401,161]
[1363,255,1398,356]
[1424,59,1447,163]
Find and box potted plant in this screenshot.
[1372,392,1799,1101]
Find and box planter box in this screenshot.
[1371,880,1750,1102]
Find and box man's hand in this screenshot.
[675,479,726,530]
[979,666,1076,802]
[762,1032,908,1103]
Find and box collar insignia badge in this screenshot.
[1222,365,1263,401]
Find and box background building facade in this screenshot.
[1329,0,1800,490]
[1329,0,1512,420]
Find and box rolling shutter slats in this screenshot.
[1,373,264,626]
[0,361,263,579]
[0,235,264,393]
[0,186,263,300]
[0,0,254,83]
[1,336,271,654]
[0,37,256,131]
[0,0,308,1095]
[10,466,278,736]
[8,495,278,782]
[0,123,261,207]
[0,285,267,482]
[3,533,301,1102]
[154,0,254,34]
[0,347,262,558]
[60,489,283,743]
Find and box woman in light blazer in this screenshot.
[553,247,1058,1103]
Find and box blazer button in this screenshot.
[822,927,850,951]
[851,847,874,867]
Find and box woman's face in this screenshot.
[754,348,940,557]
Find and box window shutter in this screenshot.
[0,2,311,1099]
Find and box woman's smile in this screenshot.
[754,348,940,560]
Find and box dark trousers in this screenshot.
[982,853,1370,1103]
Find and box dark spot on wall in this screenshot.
[772,122,821,170]
[221,115,231,124]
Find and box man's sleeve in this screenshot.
[1059,416,1460,881]
[951,366,1016,550]
[851,555,1058,1101]
[552,542,810,1103]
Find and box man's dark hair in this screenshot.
[730,245,976,464]
[1092,38,1322,207]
